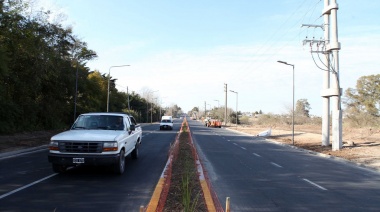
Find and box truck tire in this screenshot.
[114,150,125,175]
[131,144,139,159]
[52,164,66,173]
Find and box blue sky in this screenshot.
[39,0,380,115]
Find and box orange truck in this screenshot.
[207,119,222,128]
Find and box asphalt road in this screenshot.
[188,119,380,211]
[0,120,180,212]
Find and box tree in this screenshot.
[344,74,380,117]
[295,99,311,117]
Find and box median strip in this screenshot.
[145,118,223,211]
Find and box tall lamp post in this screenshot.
[277,60,295,145]
[107,65,130,112]
[153,97,158,122]
[148,90,159,123]
[229,90,238,129]
[73,53,97,122]
[214,100,220,108]
[146,90,159,124]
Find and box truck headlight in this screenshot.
[49,141,59,151]
[103,142,118,151]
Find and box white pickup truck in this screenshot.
[48,112,142,174]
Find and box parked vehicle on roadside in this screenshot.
[48,112,142,174]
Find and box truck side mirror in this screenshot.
[130,124,136,131]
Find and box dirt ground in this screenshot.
[227,124,380,172]
[0,130,60,153]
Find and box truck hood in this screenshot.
[51,130,124,142]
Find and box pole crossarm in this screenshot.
[301,24,324,30]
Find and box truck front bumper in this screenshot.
[48,153,120,166]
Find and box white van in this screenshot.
[160,115,173,130]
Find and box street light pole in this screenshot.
[73,53,97,122]
[146,90,159,124]
[277,60,295,145]
[229,90,238,129]
[152,97,158,123]
[107,65,130,112]
[214,100,220,108]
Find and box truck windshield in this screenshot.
[72,115,124,130]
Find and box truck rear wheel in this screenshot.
[114,150,125,175]
[52,164,66,173]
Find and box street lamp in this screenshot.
[73,53,97,122]
[150,98,157,124]
[214,100,220,108]
[229,90,238,129]
[148,90,159,123]
[160,96,168,119]
[107,65,130,112]
[277,60,295,145]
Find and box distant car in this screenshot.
[160,115,173,130]
[48,112,142,174]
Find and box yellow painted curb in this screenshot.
[146,177,165,212]
[200,179,217,212]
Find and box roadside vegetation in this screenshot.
[0,1,183,134]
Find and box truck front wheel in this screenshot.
[114,150,125,175]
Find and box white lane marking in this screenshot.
[0,173,58,200]
[0,148,47,160]
[233,143,238,146]
[270,162,283,168]
[252,153,261,157]
[303,178,328,191]
[240,147,246,150]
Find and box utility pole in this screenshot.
[321,0,331,147]
[328,0,342,150]
[224,83,227,126]
[127,86,131,111]
[302,0,342,150]
[204,101,207,117]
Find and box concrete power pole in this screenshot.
[204,101,207,117]
[328,0,342,150]
[321,0,330,147]
[303,0,342,151]
[224,83,227,126]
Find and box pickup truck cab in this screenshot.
[48,112,142,174]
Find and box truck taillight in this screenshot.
[103,142,118,152]
[49,141,59,151]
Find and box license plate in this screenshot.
[73,158,85,164]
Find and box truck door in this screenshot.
[124,116,135,153]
